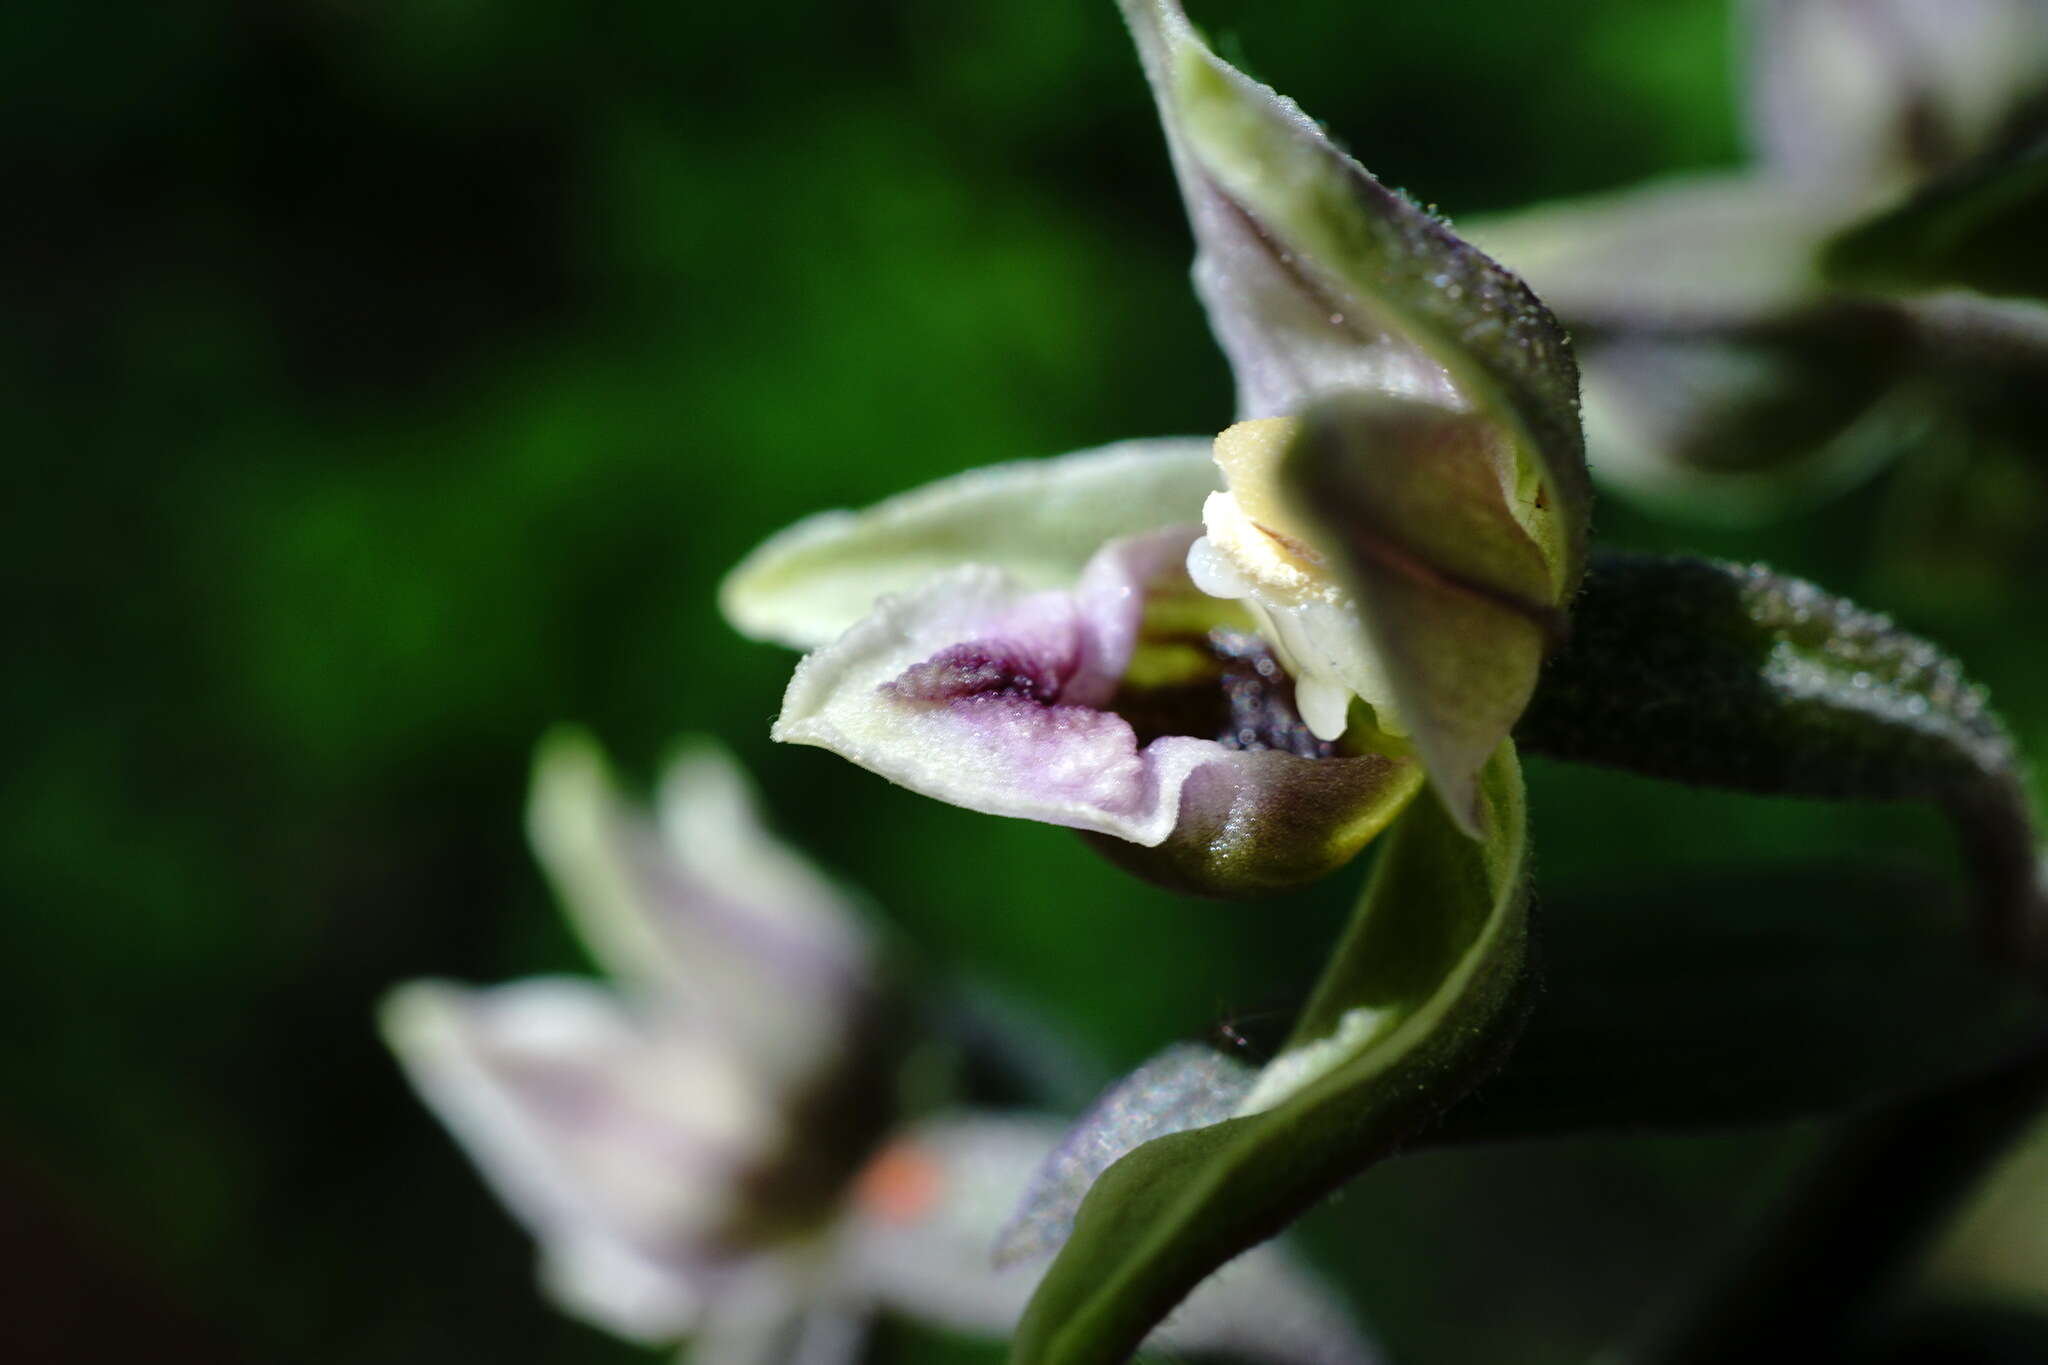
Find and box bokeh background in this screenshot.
[9,1,2048,1362]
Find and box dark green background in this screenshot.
[9,2,2046,1362]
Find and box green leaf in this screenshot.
[1518,550,2048,969]
[993,1043,1254,1267]
[1825,137,2048,302]
[1283,397,1559,834]
[1434,862,2048,1142]
[1009,745,1530,1365]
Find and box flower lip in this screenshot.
[772,529,1421,869]
[887,641,1075,708]
[881,610,1340,766]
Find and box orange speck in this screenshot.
[853,1140,942,1225]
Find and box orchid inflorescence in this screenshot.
[386,3,2048,1363]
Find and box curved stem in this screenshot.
[1629,1047,2048,1365]
[1942,771,2048,967]
[1519,551,2048,977]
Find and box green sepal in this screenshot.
[1284,397,1561,835]
[1008,745,1530,1365]
[1168,47,1589,590]
[1114,0,1589,593]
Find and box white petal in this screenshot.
[1464,173,1852,329]
[540,1232,704,1345]
[1744,0,2048,186]
[844,1113,1381,1365]
[1294,673,1359,746]
[527,732,870,1083]
[721,440,1219,651]
[771,531,1227,846]
[684,1261,869,1365]
[839,1116,1055,1335]
[380,978,775,1339]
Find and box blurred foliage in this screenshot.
[4,2,2046,1363]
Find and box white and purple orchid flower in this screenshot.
[382,732,1377,1365]
[722,0,1588,888]
[1468,0,2048,520]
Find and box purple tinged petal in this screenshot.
[528,732,872,1084]
[776,527,1422,875]
[651,740,873,991]
[773,530,1231,847]
[379,979,781,1341]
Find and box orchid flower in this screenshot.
[712,6,2048,1361]
[381,732,1376,1365]
[1467,0,2048,521]
[723,0,1589,888]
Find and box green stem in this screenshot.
[1518,550,2048,975]
[1629,1047,2048,1365]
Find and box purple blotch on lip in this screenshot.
[886,641,1075,706]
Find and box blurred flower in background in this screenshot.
[1471,0,2048,535]
[383,734,1373,1365]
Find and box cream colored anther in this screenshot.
[1194,417,1343,609]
